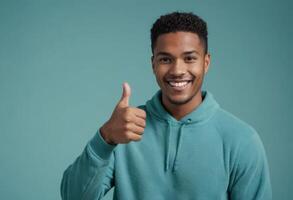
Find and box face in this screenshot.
[152,31,210,106]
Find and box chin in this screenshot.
[166,94,194,105]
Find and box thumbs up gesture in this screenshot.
[100,82,146,145]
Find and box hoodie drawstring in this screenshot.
[165,120,189,172]
[165,121,171,171]
[172,123,186,172]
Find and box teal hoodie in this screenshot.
[61,90,272,200]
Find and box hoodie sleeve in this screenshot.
[228,131,272,200]
[60,129,117,200]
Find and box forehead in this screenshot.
[154,31,204,55]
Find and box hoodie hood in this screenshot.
[146,90,220,172]
[146,90,220,124]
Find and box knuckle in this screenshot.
[142,111,147,118]
[124,116,131,123]
[136,135,142,141]
[125,123,130,130]
[123,123,130,131]
[138,127,144,133]
[124,132,131,140]
[142,121,146,127]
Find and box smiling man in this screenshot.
[152,31,210,120]
[61,12,272,200]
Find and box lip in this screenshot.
[166,79,193,82]
[165,80,193,92]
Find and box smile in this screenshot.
[167,80,192,91]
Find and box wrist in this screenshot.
[100,124,116,145]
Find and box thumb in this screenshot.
[118,82,131,107]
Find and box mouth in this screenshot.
[166,80,193,91]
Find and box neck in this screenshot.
[162,90,203,121]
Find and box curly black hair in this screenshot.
[150,11,208,54]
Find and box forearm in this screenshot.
[61,130,116,200]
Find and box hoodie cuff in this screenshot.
[88,129,117,160]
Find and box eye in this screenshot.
[158,57,172,64]
[185,56,197,62]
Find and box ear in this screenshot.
[204,53,211,74]
[151,55,155,74]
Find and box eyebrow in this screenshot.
[156,50,199,57]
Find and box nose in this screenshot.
[169,59,186,76]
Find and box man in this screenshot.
[61,12,272,200]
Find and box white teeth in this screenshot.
[168,81,189,87]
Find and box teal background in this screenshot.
[0,0,292,199]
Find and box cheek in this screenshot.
[154,68,167,80]
[190,64,205,76]
[153,70,164,86]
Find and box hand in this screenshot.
[100,82,146,145]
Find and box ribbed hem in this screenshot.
[88,129,117,160]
